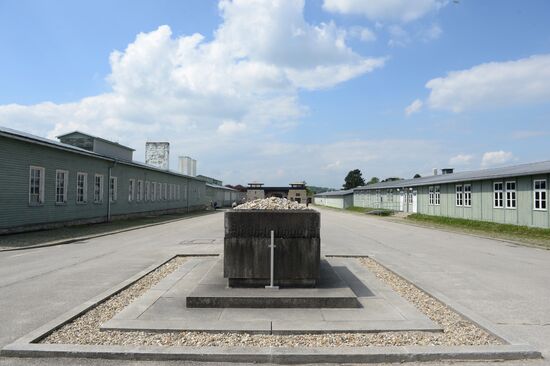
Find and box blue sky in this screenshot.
[1,0,550,188]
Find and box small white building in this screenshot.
[314,189,354,209]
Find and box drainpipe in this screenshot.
[107,160,117,222]
[186,179,190,213]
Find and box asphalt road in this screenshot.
[0,207,548,365]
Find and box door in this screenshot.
[399,192,404,211]
[412,191,418,213]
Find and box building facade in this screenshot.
[0,127,206,234]
[353,162,550,228]
[245,182,307,203]
[314,189,354,209]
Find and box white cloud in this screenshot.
[421,24,442,41]
[348,26,377,42]
[323,0,445,23]
[217,120,246,135]
[449,154,473,166]
[481,151,515,167]
[0,0,387,187]
[405,99,423,116]
[423,54,550,113]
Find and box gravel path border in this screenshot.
[42,256,502,348]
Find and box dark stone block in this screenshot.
[224,210,320,287]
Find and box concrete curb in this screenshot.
[1,253,542,364]
[0,211,216,253]
[1,343,541,363]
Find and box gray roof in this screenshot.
[0,125,203,182]
[355,160,550,191]
[315,189,354,197]
[57,131,135,151]
[206,183,237,191]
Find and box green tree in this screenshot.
[343,169,365,189]
[368,177,380,184]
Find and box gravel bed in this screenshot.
[42,256,502,347]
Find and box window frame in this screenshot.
[533,179,547,211]
[110,176,118,203]
[128,179,135,202]
[152,182,157,201]
[463,184,472,207]
[137,180,143,202]
[455,184,463,207]
[493,182,504,208]
[76,172,88,204]
[434,185,440,205]
[29,166,45,206]
[55,169,69,205]
[94,174,104,204]
[145,181,150,201]
[505,181,516,209]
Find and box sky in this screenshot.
[1,0,550,188]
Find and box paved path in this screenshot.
[0,207,548,365]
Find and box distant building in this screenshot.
[145,142,170,170]
[314,189,354,209]
[179,156,197,177]
[246,182,307,203]
[196,174,222,186]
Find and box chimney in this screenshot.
[433,168,438,176]
[179,156,197,177]
[145,142,170,170]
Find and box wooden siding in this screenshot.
[0,136,206,231]
[355,174,550,228]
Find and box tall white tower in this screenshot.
[179,156,197,177]
[145,142,170,170]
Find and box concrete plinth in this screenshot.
[187,259,360,308]
[224,210,320,287]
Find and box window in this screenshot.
[137,180,143,202]
[493,182,504,208]
[534,179,547,211]
[176,185,180,200]
[428,186,434,205]
[183,184,187,199]
[169,184,173,200]
[434,186,440,205]
[29,166,45,205]
[128,179,135,202]
[94,174,104,203]
[145,181,150,201]
[464,184,472,207]
[407,191,413,204]
[55,170,68,204]
[158,182,162,200]
[76,172,87,204]
[455,185,463,206]
[388,189,393,202]
[163,183,168,200]
[506,181,516,209]
[152,182,157,201]
[110,177,118,203]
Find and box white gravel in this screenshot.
[42,256,502,347]
[234,197,309,210]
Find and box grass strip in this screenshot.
[407,213,550,249]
